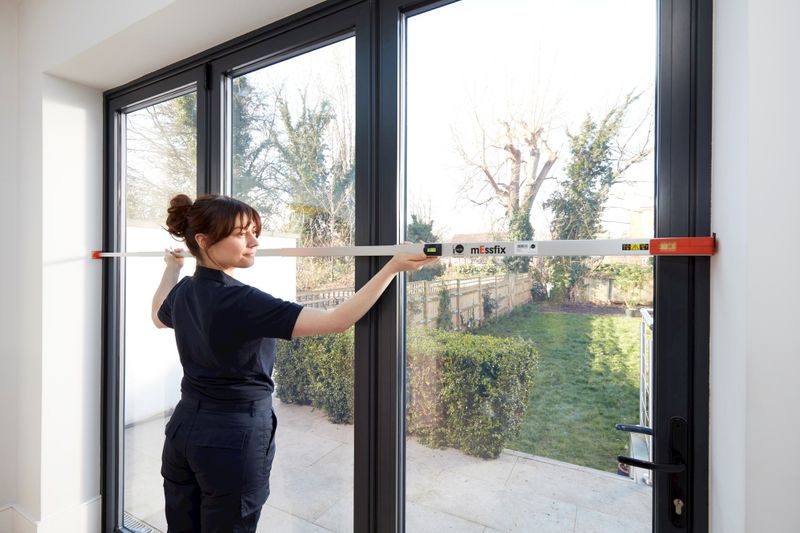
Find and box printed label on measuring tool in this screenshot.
[469,244,506,255]
[452,244,465,255]
[514,242,538,256]
[622,243,649,251]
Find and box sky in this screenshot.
[405,0,657,240]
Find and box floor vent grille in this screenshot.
[123,512,160,533]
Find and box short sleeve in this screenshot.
[241,287,304,340]
[157,291,175,329]
[157,278,186,329]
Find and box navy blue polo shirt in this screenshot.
[157,265,304,402]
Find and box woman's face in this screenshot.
[201,215,259,272]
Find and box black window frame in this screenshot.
[102,0,712,531]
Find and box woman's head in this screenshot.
[165,194,262,271]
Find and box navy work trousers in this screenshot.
[161,395,277,533]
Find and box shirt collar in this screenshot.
[193,265,243,286]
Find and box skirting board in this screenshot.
[0,496,100,533]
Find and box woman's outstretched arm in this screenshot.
[291,253,438,337]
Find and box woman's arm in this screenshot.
[291,253,438,337]
[152,249,184,328]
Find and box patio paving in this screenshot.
[124,400,651,532]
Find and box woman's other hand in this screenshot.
[164,247,185,270]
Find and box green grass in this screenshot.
[475,304,641,472]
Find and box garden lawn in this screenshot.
[475,304,641,472]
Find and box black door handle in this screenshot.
[615,416,689,528]
[617,454,685,473]
[615,423,654,436]
[615,421,684,472]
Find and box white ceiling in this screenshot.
[47,0,325,90]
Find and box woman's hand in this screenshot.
[387,242,440,274]
[164,247,185,270]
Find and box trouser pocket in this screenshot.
[241,410,277,517]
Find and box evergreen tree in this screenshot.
[436,286,453,330]
[545,93,650,299]
[406,214,444,281]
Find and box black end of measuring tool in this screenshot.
[423,243,442,256]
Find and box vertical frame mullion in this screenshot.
[208,62,225,195]
[101,105,123,533]
[354,1,378,530]
[198,64,212,195]
[654,0,711,531]
[375,1,403,531]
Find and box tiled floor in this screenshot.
[124,400,650,532]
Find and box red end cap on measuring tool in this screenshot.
[649,237,716,256]
[91,250,102,260]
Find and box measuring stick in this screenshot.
[92,236,715,259]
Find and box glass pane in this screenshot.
[231,37,356,532]
[123,91,197,532]
[404,1,655,531]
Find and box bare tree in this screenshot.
[454,104,559,272]
[455,113,558,220]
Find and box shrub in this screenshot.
[274,336,313,405]
[436,285,453,330]
[595,263,652,308]
[275,329,354,423]
[276,327,539,459]
[482,289,498,320]
[304,328,355,423]
[406,328,538,458]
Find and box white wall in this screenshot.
[709,0,748,529]
[711,0,800,531]
[0,0,20,518]
[39,74,104,529]
[743,0,800,530]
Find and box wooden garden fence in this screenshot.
[297,273,533,331]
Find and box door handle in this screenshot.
[615,423,653,436]
[616,420,685,472]
[617,454,685,473]
[615,416,689,528]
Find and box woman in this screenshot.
[151,193,437,532]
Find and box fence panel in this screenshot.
[297,273,533,331]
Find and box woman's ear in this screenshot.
[195,233,207,251]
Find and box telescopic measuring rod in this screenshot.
[92,237,715,259]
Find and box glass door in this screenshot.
[120,88,200,532]
[226,37,358,532]
[402,1,657,531]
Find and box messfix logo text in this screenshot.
[470,245,506,254]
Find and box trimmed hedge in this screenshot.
[275,328,354,423]
[275,327,538,458]
[406,328,538,458]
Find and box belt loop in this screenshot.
[250,401,256,417]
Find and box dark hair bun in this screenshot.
[165,194,193,238]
